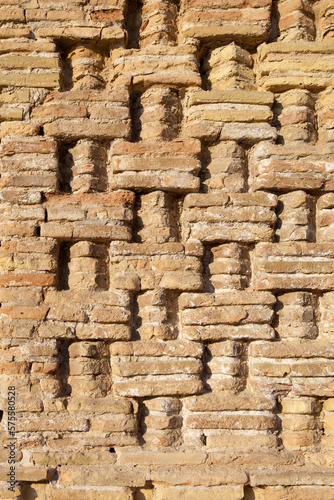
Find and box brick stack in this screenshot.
[1,1,334,499]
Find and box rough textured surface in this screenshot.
[1,0,334,498]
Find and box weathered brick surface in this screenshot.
[1,0,334,498]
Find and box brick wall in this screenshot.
[0,0,334,498]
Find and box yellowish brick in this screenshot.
[281,398,319,414]
[0,55,60,70]
[154,486,244,500]
[0,89,30,103]
[0,72,60,88]
[1,122,40,138]
[0,8,25,21]
[0,108,22,121]
[46,487,133,500]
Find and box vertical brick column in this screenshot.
[67,43,105,89]
[140,0,179,47]
[277,0,315,41]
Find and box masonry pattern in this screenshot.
[1,0,334,499]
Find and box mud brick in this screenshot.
[0,2,333,495]
[254,242,334,291]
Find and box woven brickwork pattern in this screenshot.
[0,1,334,498]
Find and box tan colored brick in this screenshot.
[156,486,244,500]
[47,487,132,500]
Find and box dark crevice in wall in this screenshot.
[202,246,214,293]
[164,290,179,340]
[57,242,71,291]
[133,193,143,243]
[130,89,143,143]
[199,142,212,193]
[131,294,141,341]
[58,142,75,193]
[268,0,280,43]
[57,43,74,92]
[57,339,71,397]
[167,193,183,243]
[125,0,143,49]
